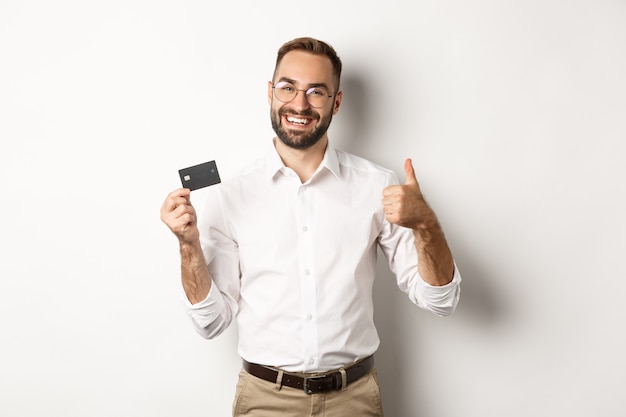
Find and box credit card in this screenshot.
[178,160,221,191]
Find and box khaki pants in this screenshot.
[232,368,385,417]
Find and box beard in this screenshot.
[271,106,333,150]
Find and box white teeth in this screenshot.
[287,116,309,125]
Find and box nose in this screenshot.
[291,89,311,110]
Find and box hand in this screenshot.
[382,158,437,230]
[160,188,200,244]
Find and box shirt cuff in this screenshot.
[417,263,462,316]
[180,284,226,328]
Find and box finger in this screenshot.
[404,158,417,186]
[164,205,196,231]
[161,196,187,216]
[166,187,191,200]
[382,184,402,197]
[163,188,192,210]
[382,191,402,205]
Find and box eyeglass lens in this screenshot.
[273,82,331,108]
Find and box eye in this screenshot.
[307,87,327,96]
[275,81,295,92]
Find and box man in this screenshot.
[160,37,461,417]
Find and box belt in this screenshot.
[242,355,374,394]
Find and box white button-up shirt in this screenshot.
[184,140,461,372]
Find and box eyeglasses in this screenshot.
[271,81,334,108]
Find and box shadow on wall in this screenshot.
[330,72,373,157]
[338,70,506,416]
[451,246,503,324]
[373,250,504,416]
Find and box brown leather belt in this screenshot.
[242,355,374,394]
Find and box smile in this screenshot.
[286,115,313,126]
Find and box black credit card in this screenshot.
[178,160,221,191]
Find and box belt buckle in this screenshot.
[303,375,330,395]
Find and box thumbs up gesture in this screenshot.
[382,158,437,230]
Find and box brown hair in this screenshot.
[273,37,343,91]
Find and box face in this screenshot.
[268,50,342,150]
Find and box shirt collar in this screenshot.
[265,138,341,181]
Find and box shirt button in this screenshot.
[309,358,315,365]
[302,226,308,232]
[306,314,312,321]
[304,269,311,275]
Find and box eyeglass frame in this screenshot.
[270,80,337,108]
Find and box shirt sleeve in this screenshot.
[411,262,461,316]
[181,284,230,338]
[377,172,461,317]
[379,221,461,316]
[180,186,241,338]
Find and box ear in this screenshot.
[332,90,343,115]
[267,81,274,105]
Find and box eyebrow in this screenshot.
[276,77,330,90]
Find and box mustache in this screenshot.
[279,108,319,120]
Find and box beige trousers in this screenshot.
[232,368,385,417]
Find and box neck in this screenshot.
[274,136,328,183]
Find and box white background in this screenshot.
[1,1,625,416]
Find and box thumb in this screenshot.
[404,158,417,185]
